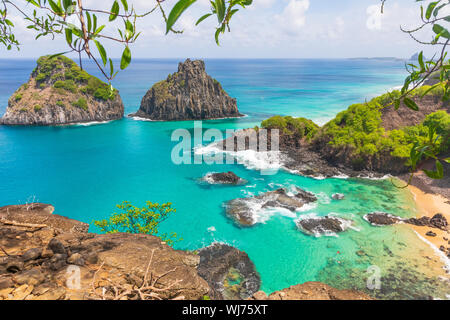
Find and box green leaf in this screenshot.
[433,24,450,39]
[120,46,131,70]
[196,13,213,26]
[48,0,64,16]
[121,0,129,12]
[403,98,419,111]
[64,28,72,45]
[418,51,425,71]
[426,1,438,20]
[166,0,197,34]
[215,0,226,23]
[423,160,444,179]
[109,58,114,78]
[443,157,450,164]
[109,1,120,22]
[94,40,107,66]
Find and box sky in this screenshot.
[0,0,447,59]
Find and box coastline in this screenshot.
[407,184,450,253]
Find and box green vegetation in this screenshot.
[33,56,115,101]
[152,80,173,104]
[93,201,181,247]
[261,115,319,140]
[316,88,449,168]
[72,98,88,111]
[14,94,22,101]
[261,87,449,172]
[33,104,42,112]
[56,100,65,108]
[54,80,77,93]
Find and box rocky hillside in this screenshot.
[130,59,242,121]
[0,203,371,300]
[1,56,124,126]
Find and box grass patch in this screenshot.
[72,98,88,111]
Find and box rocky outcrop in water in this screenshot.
[364,212,448,230]
[296,215,351,236]
[225,188,317,226]
[197,243,260,300]
[0,56,124,126]
[364,212,401,226]
[130,59,242,121]
[202,171,246,185]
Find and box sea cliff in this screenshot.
[130,59,242,121]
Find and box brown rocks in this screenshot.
[296,215,351,236]
[130,59,242,121]
[429,213,448,230]
[0,203,210,300]
[203,171,245,185]
[226,187,317,226]
[197,243,260,300]
[249,282,373,300]
[364,212,401,226]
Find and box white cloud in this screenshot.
[366,4,383,31]
[275,0,310,35]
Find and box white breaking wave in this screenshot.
[414,230,450,273]
[194,144,284,173]
[129,116,154,122]
[71,120,111,126]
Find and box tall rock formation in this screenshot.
[130,59,242,121]
[1,55,124,125]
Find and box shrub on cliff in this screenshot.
[318,88,449,167]
[261,115,319,140]
[93,201,181,246]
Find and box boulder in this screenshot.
[429,213,448,230]
[296,216,351,236]
[364,212,401,226]
[332,193,345,200]
[225,188,317,226]
[130,59,242,121]
[197,243,260,300]
[203,171,245,185]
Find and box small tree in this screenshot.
[93,201,181,246]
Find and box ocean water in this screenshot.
[0,59,448,299]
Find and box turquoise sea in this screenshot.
[0,59,448,299]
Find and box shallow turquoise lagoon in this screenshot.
[1,59,448,298]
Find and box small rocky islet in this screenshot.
[0,55,124,126]
[130,59,243,121]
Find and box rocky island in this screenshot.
[130,59,242,121]
[0,56,124,126]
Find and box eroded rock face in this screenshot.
[249,282,373,300]
[296,215,351,236]
[130,59,242,121]
[0,203,209,300]
[1,56,124,126]
[225,188,317,226]
[197,243,260,300]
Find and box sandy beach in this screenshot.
[408,185,450,251]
